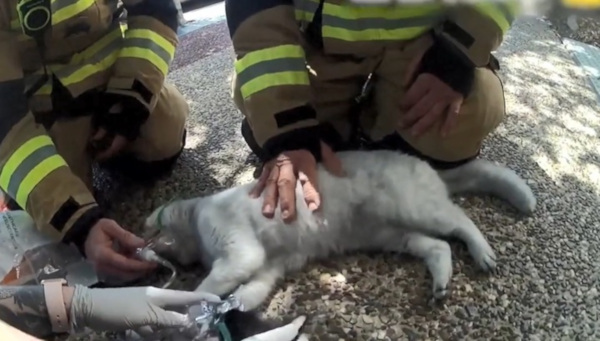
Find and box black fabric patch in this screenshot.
[222,310,286,341]
[305,0,325,49]
[0,79,28,142]
[274,105,317,128]
[225,0,293,37]
[125,0,178,32]
[64,21,91,38]
[262,124,324,162]
[62,205,104,255]
[418,41,475,98]
[131,79,153,104]
[441,20,475,50]
[50,197,81,232]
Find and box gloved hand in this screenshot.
[241,316,308,341]
[69,285,221,333]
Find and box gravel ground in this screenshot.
[61,15,600,341]
[545,8,600,48]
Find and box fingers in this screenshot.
[401,74,430,111]
[96,135,127,161]
[152,310,190,328]
[249,165,270,198]
[298,168,319,212]
[320,142,346,177]
[242,315,307,341]
[262,165,279,218]
[146,287,221,307]
[97,246,156,273]
[441,98,463,137]
[277,160,297,223]
[92,128,107,142]
[102,221,146,250]
[409,102,447,137]
[403,47,428,87]
[401,91,435,130]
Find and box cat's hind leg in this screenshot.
[410,203,496,272]
[384,232,453,300]
[232,264,285,311]
[195,241,266,297]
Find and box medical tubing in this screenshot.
[134,247,177,289]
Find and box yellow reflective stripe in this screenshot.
[320,3,442,42]
[116,29,176,75]
[55,25,124,86]
[53,0,95,25]
[16,155,66,208]
[294,9,315,22]
[322,3,443,19]
[125,29,176,59]
[70,24,126,64]
[235,45,305,73]
[293,0,319,22]
[240,71,309,99]
[37,83,52,95]
[0,136,67,209]
[473,2,512,33]
[10,0,95,31]
[119,47,168,76]
[323,26,430,42]
[61,49,120,85]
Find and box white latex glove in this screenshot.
[69,285,221,332]
[242,316,308,341]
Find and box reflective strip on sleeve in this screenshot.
[53,24,125,87]
[293,0,319,23]
[235,45,309,99]
[0,136,67,209]
[321,2,443,42]
[118,29,177,76]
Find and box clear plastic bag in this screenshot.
[0,210,98,286]
[116,295,244,341]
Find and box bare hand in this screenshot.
[90,103,128,161]
[249,141,345,224]
[90,128,128,162]
[84,219,156,280]
[400,49,463,138]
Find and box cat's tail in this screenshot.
[438,159,537,215]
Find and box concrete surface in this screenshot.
[70,15,600,341]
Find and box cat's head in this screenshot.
[143,199,200,266]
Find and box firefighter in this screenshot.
[227,0,518,222]
[0,0,188,280]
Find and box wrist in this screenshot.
[62,205,104,256]
[262,122,329,163]
[62,286,75,317]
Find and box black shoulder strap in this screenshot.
[305,0,325,49]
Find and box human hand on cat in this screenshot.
[249,141,345,224]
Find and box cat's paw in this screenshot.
[432,282,449,301]
[469,241,497,272]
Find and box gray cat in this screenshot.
[145,150,536,311]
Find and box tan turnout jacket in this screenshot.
[0,0,179,245]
